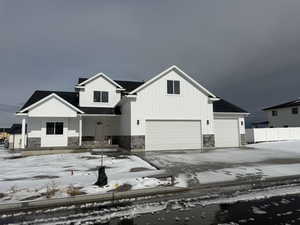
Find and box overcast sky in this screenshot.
[1,0,300,127]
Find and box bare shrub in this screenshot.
[66,185,85,196]
[9,185,18,194]
[45,181,59,199]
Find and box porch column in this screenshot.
[79,116,82,146]
[21,117,26,149]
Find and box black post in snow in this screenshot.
[94,151,108,187]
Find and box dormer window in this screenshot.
[167,80,180,94]
[94,91,109,103]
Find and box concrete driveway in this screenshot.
[137,141,300,186]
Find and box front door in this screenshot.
[95,121,105,142]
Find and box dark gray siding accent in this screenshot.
[112,135,145,150]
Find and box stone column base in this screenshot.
[68,137,79,147]
[203,134,215,148]
[240,134,246,146]
[27,138,41,149]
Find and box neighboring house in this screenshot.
[8,124,26,149]
[263,99,300,128]
[0,128,10,142]
[16,65,249,151]
[251,121,269,128]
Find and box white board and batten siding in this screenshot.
[79,76,121,108]
[129,69,214,151]
[146,120,202,151]
[26,96,80,147]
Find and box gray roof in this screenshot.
[263,99,300,111]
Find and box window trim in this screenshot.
[46,122,64,135]
[93,91,109,103]
[167,80,181,95]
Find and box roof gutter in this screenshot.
[214,112,250,117]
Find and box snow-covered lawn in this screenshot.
[0,149,166,203]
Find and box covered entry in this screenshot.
[145,120,202,151]
[215,118,240,148]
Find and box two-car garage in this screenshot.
[145,118,241,151]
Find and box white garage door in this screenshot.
[146,120,202,151]
[215,118,240,148]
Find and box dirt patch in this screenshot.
[3,177,29,181]
[64,169,80,172]
[113,155,129,160]
[4,155,24,160]
[63,166,73,168]
[80,156,99,160]
[0,193,5,199]
[86,166,112,172]
[112,184,132,192]
[130,167,152,172]
[32,175,60,180]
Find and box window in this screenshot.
[94,91,109,103]
[292,107,298,114]
[272,111,278,116]
[167,80,180,94]
[46,122,63,135]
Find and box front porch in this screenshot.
[19,114,121,150]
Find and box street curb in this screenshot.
[0,186,188,213]
[2,174,300,213]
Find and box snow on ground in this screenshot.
[194,163,300,184]
[146,140,300,186]
[147,140,300,168]
[147,147,300,168]
[248,140,300,153]
[0,147,166,203]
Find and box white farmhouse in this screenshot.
[16,66,249,151]
[263,99,300,128]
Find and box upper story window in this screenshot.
[46,122,63,135]
[292,107,298,114]
[94,91,109,103]
[272,110,278,117]
[167,80,180,94]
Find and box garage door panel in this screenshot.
[215,118,239,148]
[146,120,202,151]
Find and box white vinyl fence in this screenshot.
[246,128,300,143]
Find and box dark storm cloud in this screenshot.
[1,0,300,126]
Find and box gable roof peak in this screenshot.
[129,65,216,98]
[76,72,124,89]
